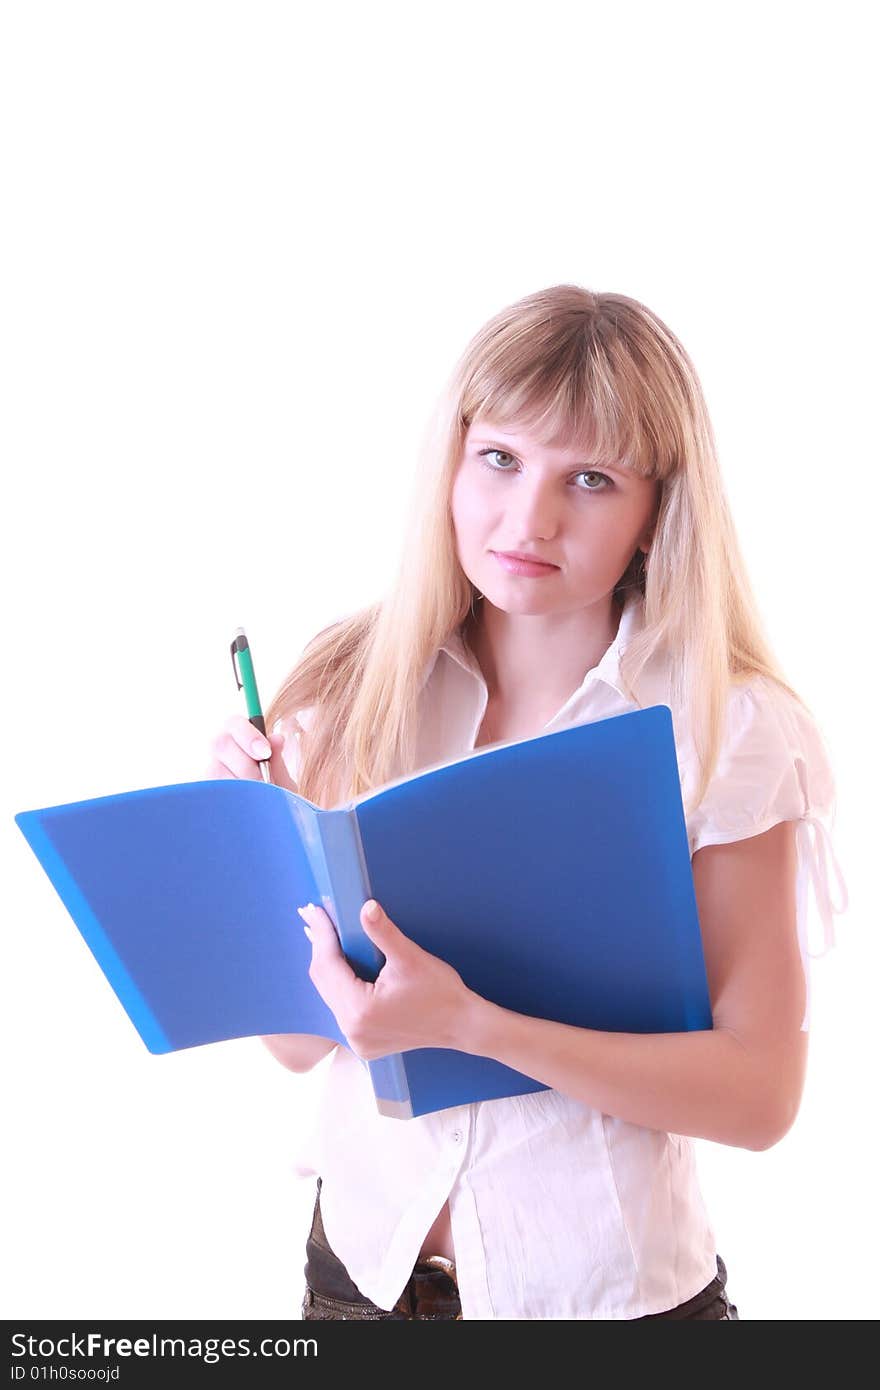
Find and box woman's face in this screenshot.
[450,419,660,617]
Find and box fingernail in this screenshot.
[364,900,380,921]
[302,924,313,941]
[252,737,271,758]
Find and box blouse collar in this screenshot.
[436,587,646,704]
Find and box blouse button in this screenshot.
[451,1129,463,1143]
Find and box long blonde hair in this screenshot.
[266,284,807,814]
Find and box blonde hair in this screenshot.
[266,284,808,814]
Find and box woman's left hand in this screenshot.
[298,899,476,1060]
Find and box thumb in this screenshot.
[360,899,405,952]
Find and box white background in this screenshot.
[2,1,876,1321]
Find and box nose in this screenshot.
[510,477,560,541]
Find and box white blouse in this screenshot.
[276,589,848,1319]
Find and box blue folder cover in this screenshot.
[14,704,712,1119]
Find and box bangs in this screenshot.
[461,309,682,481]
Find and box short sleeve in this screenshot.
[271,705,317,787]
[688,676,849,1032]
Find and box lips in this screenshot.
[496,551,558,566]
[492,551,560,577]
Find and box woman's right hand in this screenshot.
[205,715,298,793]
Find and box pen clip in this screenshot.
[230,632,247,691]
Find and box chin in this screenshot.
[481,590,557,614]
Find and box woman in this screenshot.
[207,284,848,1319]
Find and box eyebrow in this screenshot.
[468,438,632,475]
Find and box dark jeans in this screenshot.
[301,1177,740,1320]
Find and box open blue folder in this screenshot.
[14,704,712,1119]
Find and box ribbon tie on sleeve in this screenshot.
[795,816,849,960]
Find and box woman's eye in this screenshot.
[478,448,516,469]
[576,470,611,491]
[477,449,611,491]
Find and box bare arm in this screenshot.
[459,820,806,1151]
[259,1033,339,1073]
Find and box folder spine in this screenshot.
[314,807,412,1115]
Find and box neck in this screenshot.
[464,591,624,709]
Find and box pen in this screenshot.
[230,627,273,784]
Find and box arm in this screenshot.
[459,820,807,1151]
[259,1034,338,1073]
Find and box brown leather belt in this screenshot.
[307,1177,463,1320]
[392,1254,463,1320]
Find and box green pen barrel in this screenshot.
[231,634,265,729]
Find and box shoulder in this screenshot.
[271,706,318,783]
[689,675,837,853]
[724,675,835,802]
[271,705,318,748]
